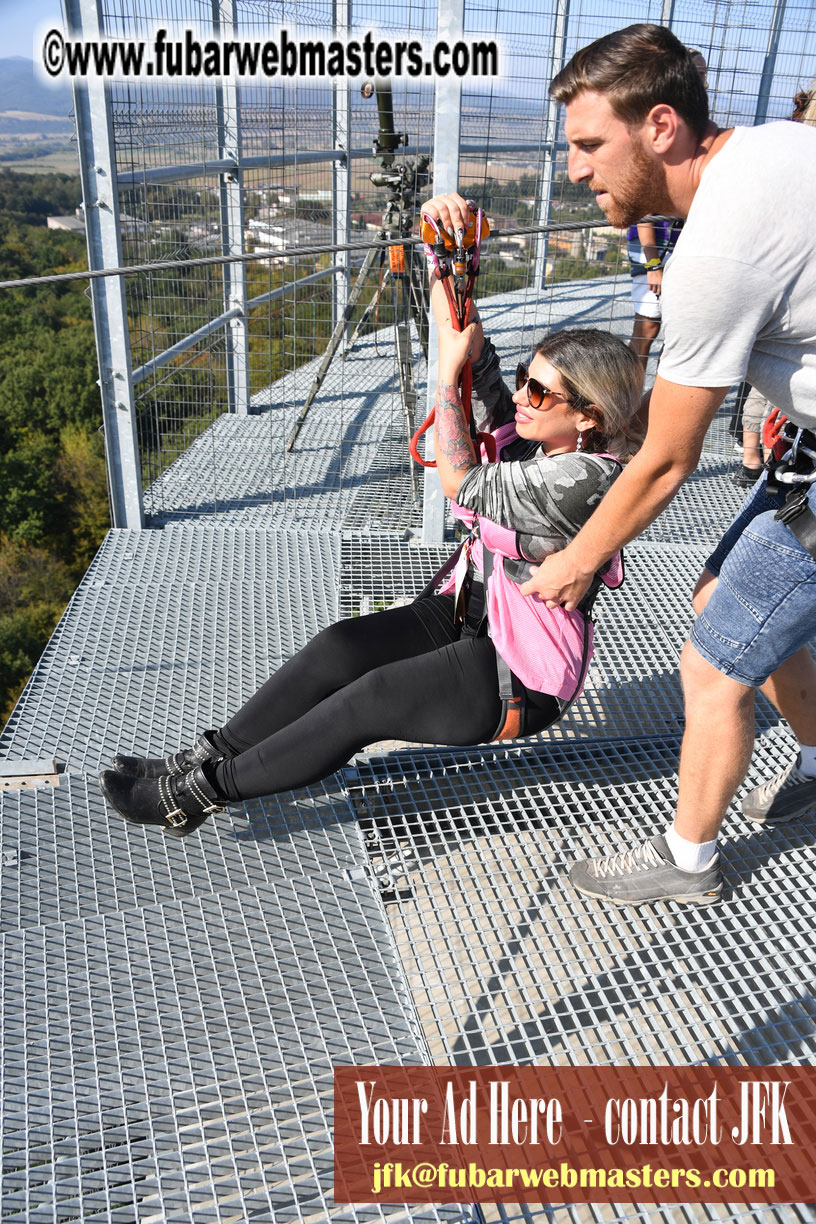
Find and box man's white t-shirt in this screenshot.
[658,121,816,430]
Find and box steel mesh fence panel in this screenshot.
[82,0,816,522]
[99,0,441,524]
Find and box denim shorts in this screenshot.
[691,471,816,686]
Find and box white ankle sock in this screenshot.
[664,824,718,872]
[798,744,816,777]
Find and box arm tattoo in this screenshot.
[435,380,477,473]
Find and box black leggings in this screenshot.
[213,594,561,802]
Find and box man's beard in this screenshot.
[592,137,667,228]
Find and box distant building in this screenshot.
[118,213,149,237]
[247,217,334,251]
[299,190,333,205]
[47,208,84,233]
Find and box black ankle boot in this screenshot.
[111,729,230,780]
[99,763,225,838]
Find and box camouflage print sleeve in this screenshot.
[468,336,517,433]
[455,452,620,561]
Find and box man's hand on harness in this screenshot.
[520,546,597,611]
[521,378,730,607]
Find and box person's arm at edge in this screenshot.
[637,221,664,295]
[637,221,660,263]
[519,376,729,608]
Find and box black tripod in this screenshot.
[285,83,431,480]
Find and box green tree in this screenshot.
[0,171,110,727]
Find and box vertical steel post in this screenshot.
[661,0,675,28]
[754,0,788,125]
[214,0,250,414]
[533,0,570,290]
[66,0,143,529]
[422,0,465,543]
[332,0,352,334]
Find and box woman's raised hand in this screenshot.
[419,192,474,239]
[437,319,479,384]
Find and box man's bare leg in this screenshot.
[568,568,814,903]
[759,645,816,746]
[674,568,816,844]
[629,313,660,373]
[671,568,753,843]
[673,639,755,843]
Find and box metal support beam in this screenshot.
[332,0,352,335]
[533,0,570,290]
[661,0,675,27]
[132,265,344,386]
[132,308,242,387]
[116,143,547,189]
[214,0,250,414]
[421,0,464,544]
[66,0,143,529]
[754,0,788,125]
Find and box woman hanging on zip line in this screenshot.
[99,275,643,838]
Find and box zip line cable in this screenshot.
[0,217,618,292]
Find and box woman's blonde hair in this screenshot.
[534,328,644,462]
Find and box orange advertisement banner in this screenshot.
[334,1065,816,1204]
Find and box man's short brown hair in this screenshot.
[550,23,709,141]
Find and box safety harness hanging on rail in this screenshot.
[409,206,490,468]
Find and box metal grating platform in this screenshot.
[638,456,747,545]
[0,771,364,934]
[349,731,816,1068]
[488,1204,815,1223]
[0,527,341,774]
[0,874,468,1224]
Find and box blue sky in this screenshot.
[5,0,64,59]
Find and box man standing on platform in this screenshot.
[535,24,816,905]
[422,24,816,906]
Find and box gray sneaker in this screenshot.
[742,755,816,825]
[569,834,722,906]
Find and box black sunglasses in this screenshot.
[515,363,568,409]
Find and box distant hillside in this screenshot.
[0,59,74,170]
[0,58,71,118]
